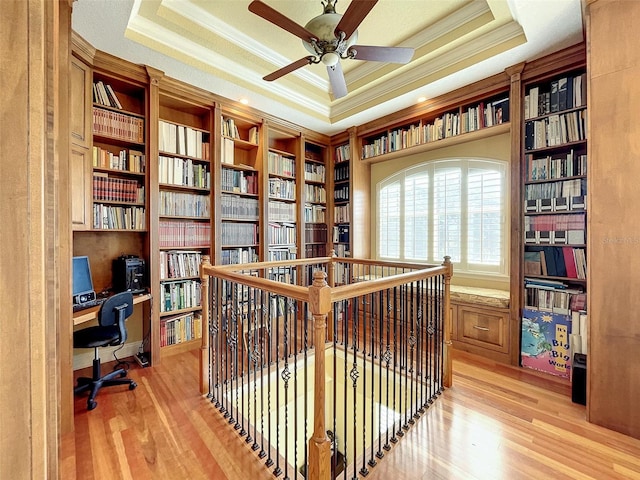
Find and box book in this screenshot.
[521,308,573,379]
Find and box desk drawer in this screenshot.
[456,305,509,353]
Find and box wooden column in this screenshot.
[442,256,454,387]
[307,270,331,480]
[199,255,212,394]
[506,63,525,366]
[1,0,70,477]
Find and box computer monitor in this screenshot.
[72,256,96,304]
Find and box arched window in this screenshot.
[377,158,508,276]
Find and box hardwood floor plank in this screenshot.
[64,349,640,479]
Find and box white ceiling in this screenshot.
[72,0,584,136]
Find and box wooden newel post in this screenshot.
[308,270,332,480]
[442,256,454,388]
[199,255,211,394]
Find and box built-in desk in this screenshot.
[73,292,152,325]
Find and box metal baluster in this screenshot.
[382,287,392,453]
[408,280,416,427]
[350,294,360,480]
[375,286,384,460]
[390,285,398,445]
[239,282,247,437]
[359,292,369,477]
[397,284,406,438]
[273,293,282,477]
[265,291,274,469]
[258,289,267,459]
[304,302,310,478]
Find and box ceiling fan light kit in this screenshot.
[248,0,414,98]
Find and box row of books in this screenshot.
[570,309,588,356]
[92,80,122,109]
[362,99,509,159]
[524,246,586,279]
[221,116,258,144]
[160,312,202,347]
[158,155,210,189]
[221,222,258,246]
[525,195,586,214]
[525,178,585,201]
[305,184,326,203]
[524,73,586,120]
[93,174,144,204]
[524,109,587,150]
[524,150,586,181]
[221,194,259,221]
[159,250,202,280]
[332,244,350,258]
[221,247,258,265]
[524,284,585,315]
[158,220,210,247]
[221,167,258,194]
[268,151,295,177]
[268,247,297,261]
[304,223,327,243]
[304,162,326,183]
[524,229,585,245]
[158,120,208,159]
[268,222,296,245]
[305,244,327,258]
[334,163,349,182]
[93,107,144,144]
[268,200,296,222]
[92,146,145,173]
[335,144,350,163]
[159,191,209,218]
[220,137,236,165]
[160,279,202,313]
[334,184,349,202]
[268,177,296,200]
[333,225,350,243]
[304,204,326,223]
[93,204,145,230]
[524,213,585,237]
[334,204,350,223]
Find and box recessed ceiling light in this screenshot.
[240,98,249,105]
[418,96,427,103]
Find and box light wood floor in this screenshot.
[61,349,640,480]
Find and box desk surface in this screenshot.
[73,293,152,326]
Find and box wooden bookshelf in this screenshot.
[302,137,329,260]
[152,87,213,360]
[217,107,262,265]
[519,66,588,381]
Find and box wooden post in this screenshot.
[308,270,332,480]
[199,255,211,394]
[442,256,454,388]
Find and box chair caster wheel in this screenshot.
[129,382,137,390]
[88,400,97,410]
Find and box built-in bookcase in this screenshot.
[91,72,148,231]
[154,92,212,355]
[332,141,351,259]
[218,111,261,265]
[302,140,328,259]
[266,128,299,262]
[360,92,510,161]
[520,68,588,379]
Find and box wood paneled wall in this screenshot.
[0,1,71,478]
[586,0,640,439]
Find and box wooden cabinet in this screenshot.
[451,302,510,363]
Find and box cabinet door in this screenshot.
[70,145,92,230]
[456,305,510,354]
[70,56,91,148]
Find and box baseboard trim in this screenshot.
[73,342,141,371]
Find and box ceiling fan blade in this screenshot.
[350,45,414,64]
[335,0,378,40]
[327,62,348,99]
[249,0,318,43]
[264,57,314,82]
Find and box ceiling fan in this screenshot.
[248,0,414,98]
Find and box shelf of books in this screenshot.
[266,129,299,263]
[520,68,587,380]
[359,92,510,162]
[155,95,212,355]
[91,73,147,231]
[303,140,328,260]
[219,112,261,265]
[332,140,351,286]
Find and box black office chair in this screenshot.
[73,291,137,410]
